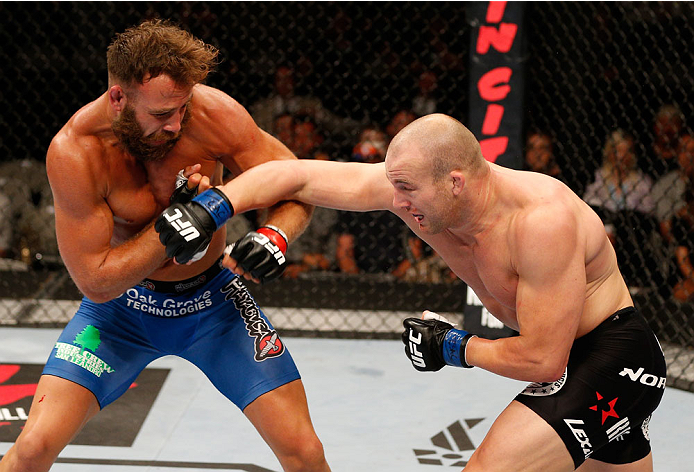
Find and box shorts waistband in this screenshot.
[137,257,225,294]
[603,306,636,324]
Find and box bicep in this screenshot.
[48,148,113,280]
[514,212,586,361]
[211,95,296,173]
[223,159,393,214]
[293,160,394,211]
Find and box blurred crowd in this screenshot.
[0,62,692,301]
[526,104,693,302]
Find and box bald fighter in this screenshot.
[0,19,330,472]
[158,113,666,471]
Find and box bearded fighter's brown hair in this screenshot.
[107,19,219,87]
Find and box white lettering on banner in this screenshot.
[0,408,28,421]
[481,309,505,329]
[564,419,593,459]
[1,408,28,421]
[466,288,483,306]
[467,287,504,329]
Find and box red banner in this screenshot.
[468,1,527,169]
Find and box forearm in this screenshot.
[220,161,308,216]
[68,224,168,303]
[465,335,567,383]
[261,200,314,243]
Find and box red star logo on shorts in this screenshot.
[589,391,619,425]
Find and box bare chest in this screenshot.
[104,143,218,243]
[426,232,519,312]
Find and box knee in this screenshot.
[464,443,493,472]
[278,432,328,472]
[8,429,59,471]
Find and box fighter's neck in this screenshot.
[446,163,503,243]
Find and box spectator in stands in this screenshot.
[335,125,411,277]
[350,125,388,164]
[251,65,359,142]
[0,185,12,259]
[291,115,331,161]
[400,237,457,284]
[646,103,685,179]
[659,161,694,302]
[583,129,658,289]
[280,116,339,278]
[523,131,565,182]
[0,159,59,266]
[652,134,694,224]
[386,110,417,142]
[584,129,655,218]
[411,70,438,117]
[271,112,296,149]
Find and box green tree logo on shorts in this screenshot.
[74,325,101,355]
[53,324,114,377]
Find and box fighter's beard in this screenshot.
[112,105,191,163]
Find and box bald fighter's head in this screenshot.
[385,114,489,234]
[387,114,486,182]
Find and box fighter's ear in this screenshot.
[450,170,465,196]
[108,85,126,112]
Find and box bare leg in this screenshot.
[463,400,575,472]
[244,379,330,472]
[0,375,100,472]
[577,453,654,472]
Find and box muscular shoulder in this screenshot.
[510,177,584,265]
[187,84,262,153]
[191,84,245,115]
[47,100,109,195]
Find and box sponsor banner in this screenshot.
[463,287,517,339]
[0,363,168,447]
[467,1,527,168]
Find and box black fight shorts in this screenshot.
[514,307,666,468]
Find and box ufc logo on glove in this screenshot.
[408,330,427,369]
[162,209,201,242]
[251,233,286,265]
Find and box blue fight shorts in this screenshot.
[43,258,299,409]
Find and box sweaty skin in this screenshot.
[201,113,656,472]
[1,76,325,472]
[215,115,633,384]
[47,80,311,302]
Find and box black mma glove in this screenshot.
[166,169,208,262]
[170,169,199,205]
[227,225,288,283]
[155,188,234,264]
[402,318,475,372]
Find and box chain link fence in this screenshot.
[0,2,692,391]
